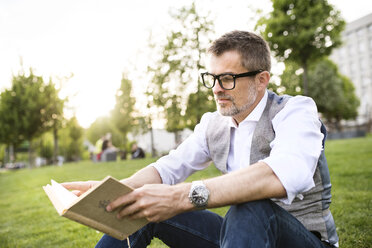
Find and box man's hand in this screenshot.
[107,183,192,223]
[61,180,100,196]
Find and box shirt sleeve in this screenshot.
[150,112,213,185]
[262,96,324,204]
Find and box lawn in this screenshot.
[0,135,371,247]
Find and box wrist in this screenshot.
[188,180,210,209]
[120,178,135,188]
[174,183,195,212]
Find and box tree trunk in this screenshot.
[334,119,343,132]
[302,62,309,96]
[174,131,182,147]
[148,117,156,157]
[196,27,202,126]
[28,140,35,168]
[7,144,15,163]
[53,126,59,165]
[150,126,156,157]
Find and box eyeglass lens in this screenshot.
[203,74,235,89]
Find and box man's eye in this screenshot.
[220,76,233,83]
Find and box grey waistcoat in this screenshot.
[206,91,338,245]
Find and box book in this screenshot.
[43,176,148,240]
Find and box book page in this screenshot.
[50,179,78,210]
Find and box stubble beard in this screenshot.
[215,83,258,117]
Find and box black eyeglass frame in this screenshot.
[200,69,264,90]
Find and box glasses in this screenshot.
[201,70,263,90]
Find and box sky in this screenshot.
[0,0,371,128]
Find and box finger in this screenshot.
[127,209,155,221]
[127,211,146,221]
[107,192,135,212]
[61,182,87,191]
[71,190,83,196]
[62,181,98,191]
[117,203,143,219]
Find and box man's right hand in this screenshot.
[61,180,100,196]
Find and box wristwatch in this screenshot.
[188,181,210,208]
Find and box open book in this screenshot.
[43,176,148,240]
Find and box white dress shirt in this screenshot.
[151,90,324,204]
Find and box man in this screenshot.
[131,143,145,159]
[63,31,338,248]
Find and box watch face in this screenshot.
[191,185,209,206]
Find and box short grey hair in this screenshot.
[208,30,271,72]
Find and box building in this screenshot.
[129,128,193,156]
[330,13,372,131]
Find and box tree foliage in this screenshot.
[276,59,359,130]
[257,0,345,95]
[58,116,84,162]
[0,88,23,148]
[66,116,84,161]
[148,2,215,137]
[43,78,65,163]
[307,59,359,130]
[35,132,54,163]
[86,74,136,151]
[0,70,44,147]
[272,61,303,96]
[110,73,136,147]
[0,69,65,164]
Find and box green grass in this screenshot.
[325,135,372,247]
[0,135,371,247]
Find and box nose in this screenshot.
[212,80,225,95]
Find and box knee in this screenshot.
[223,199,277,230]
[230,200,275,218]
[220,200,279,247]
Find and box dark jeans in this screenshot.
[95,199,333,248]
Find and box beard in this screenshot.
[215,82,258,117]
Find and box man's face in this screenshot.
[208,50,260,123]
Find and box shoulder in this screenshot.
[272,94,320,127]
[266,91,318,114]
[285,95,319,113]
[265,91,292,119]
[288,95,316,105]
[267,90,291,103]
[266,91,320,126]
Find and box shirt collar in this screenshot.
[229,90,268,128]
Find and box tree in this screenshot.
[65,116,83,162]
[110,73,136,148]
[147,2,215,143]
[0,90,24,156]
[0,69,64,166]
[42,78,65,164]
[271,61,303,96]
[257,0,345,95]
[276,59,359,130]
[306,59,359,130]
[143,84,159,157]
[35,132,54,164]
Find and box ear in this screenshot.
[256,71,270,90]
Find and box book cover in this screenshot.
[43,176,148,240]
